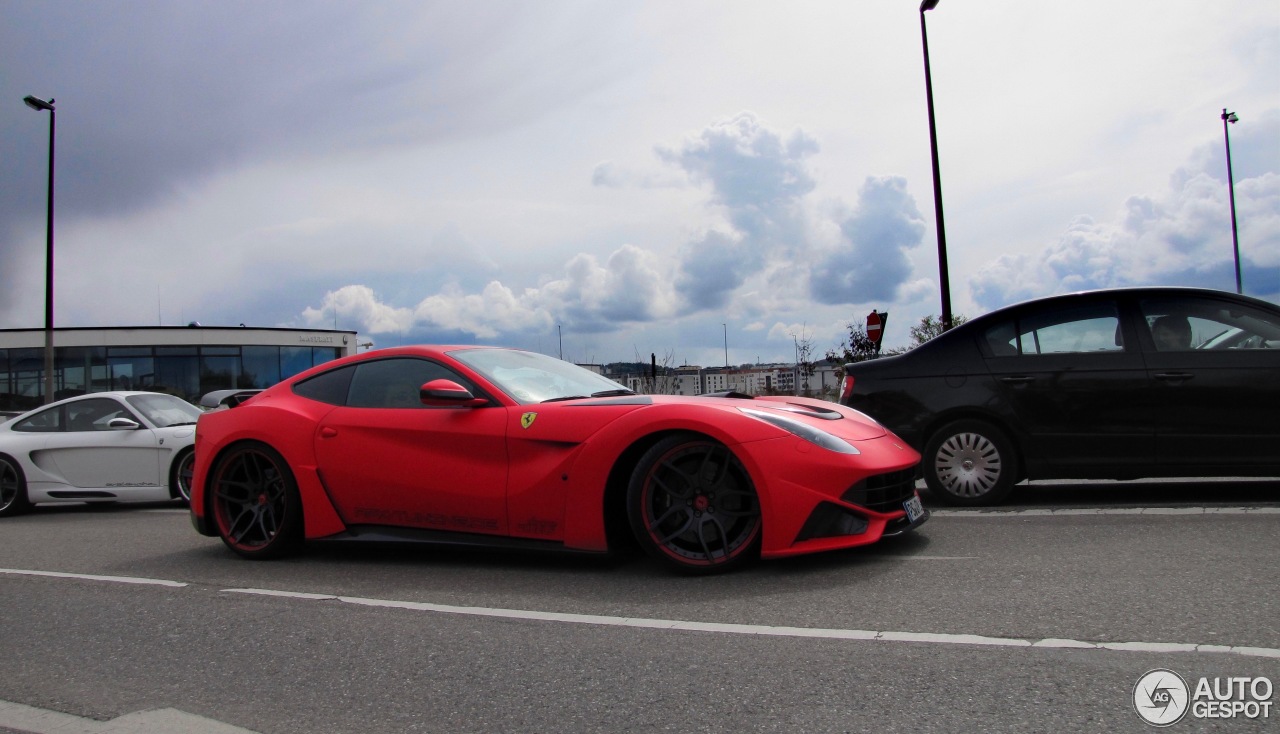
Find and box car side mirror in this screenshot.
[420,379,488,408]
[107,417,141,430]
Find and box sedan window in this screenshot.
[1141,297,1280,352]
[984,303,1123,356]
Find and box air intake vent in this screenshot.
[841,468,917,512]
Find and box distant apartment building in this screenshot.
[607,360,845,401]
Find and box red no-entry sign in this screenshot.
[867,310,887,352]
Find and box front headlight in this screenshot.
[739,408,860,454]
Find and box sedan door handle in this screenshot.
[320,427,338,438]
[999,376,1036,384]
[1154,372,1194,382]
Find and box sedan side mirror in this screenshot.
[420,379,489,408]
[107,417,141,430]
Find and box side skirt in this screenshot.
[314,524,609,555]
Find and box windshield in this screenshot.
[450,348,632,405]
[125,393,203,427]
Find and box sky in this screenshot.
[2,0,1277,367]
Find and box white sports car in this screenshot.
[0,391,202,517]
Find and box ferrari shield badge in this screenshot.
[521,412,538,429]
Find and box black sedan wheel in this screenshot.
[627,434,762,574]
[0,457,31,518]
[923,419,1019,506]
[210,443,302,559]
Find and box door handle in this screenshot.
[320,427,338,438]
[999,376,1035,384]
[1154,372,1194,382]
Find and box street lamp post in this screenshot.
[24,95,56,404]
[1221,108,1242,294]
[791,333,800,397]
[919,0,952,331]
[722,323,728,368]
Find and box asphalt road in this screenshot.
[1,478,1277,733]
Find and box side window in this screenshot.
[984,303,1123,356]
[346,358,476,409]
[982,321,1020,356]
[12,406,62,433]
[1141,297,1280,352]
[65,398,132,432]
[293,365,356,405]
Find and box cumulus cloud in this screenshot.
[658,111,819,220]
[590,161,685,189]
[972,114,1280,308]
[528,244,679,331]
[660,112,839,310]
[301,285,415,334]
[306,244,679,339]
[300,112,932,341]
[810,176,927,305]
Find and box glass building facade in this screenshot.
[0,328,355,412]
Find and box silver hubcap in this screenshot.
[934,431,1002,498]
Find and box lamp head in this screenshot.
[1223,110,1239,124]
[23,95,55,112]
[921,0,941,10]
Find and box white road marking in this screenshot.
[0,699,259,734]
[6,565,1278,660]
[0,567,187,587]
[861,555,980,561]
[225,587,1280,659]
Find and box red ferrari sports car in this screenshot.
[189,346,926,573]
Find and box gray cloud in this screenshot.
[673,231,754,311]
[660,112,821,309]
[1,0,633,322]
[810,176,926,305]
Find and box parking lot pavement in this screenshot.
[0,700,259,734]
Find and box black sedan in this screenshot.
[839,287,1280,505]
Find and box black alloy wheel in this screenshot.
[210,443,302,559]
[171,449,195,504]
[923,419,1019,506]
[0,457,31,518]
[627,434,762,574]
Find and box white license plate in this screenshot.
[903,494,925,523]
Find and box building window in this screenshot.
[281,347,313,380]
[0,335,348,410]
[242,346,281,388]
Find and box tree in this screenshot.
[829,313,971,376]
[631,348,679,395]
[910,313,967,345]
[826,321,880,374]
[884,313,969,355]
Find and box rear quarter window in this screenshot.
[292,365,355,406]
